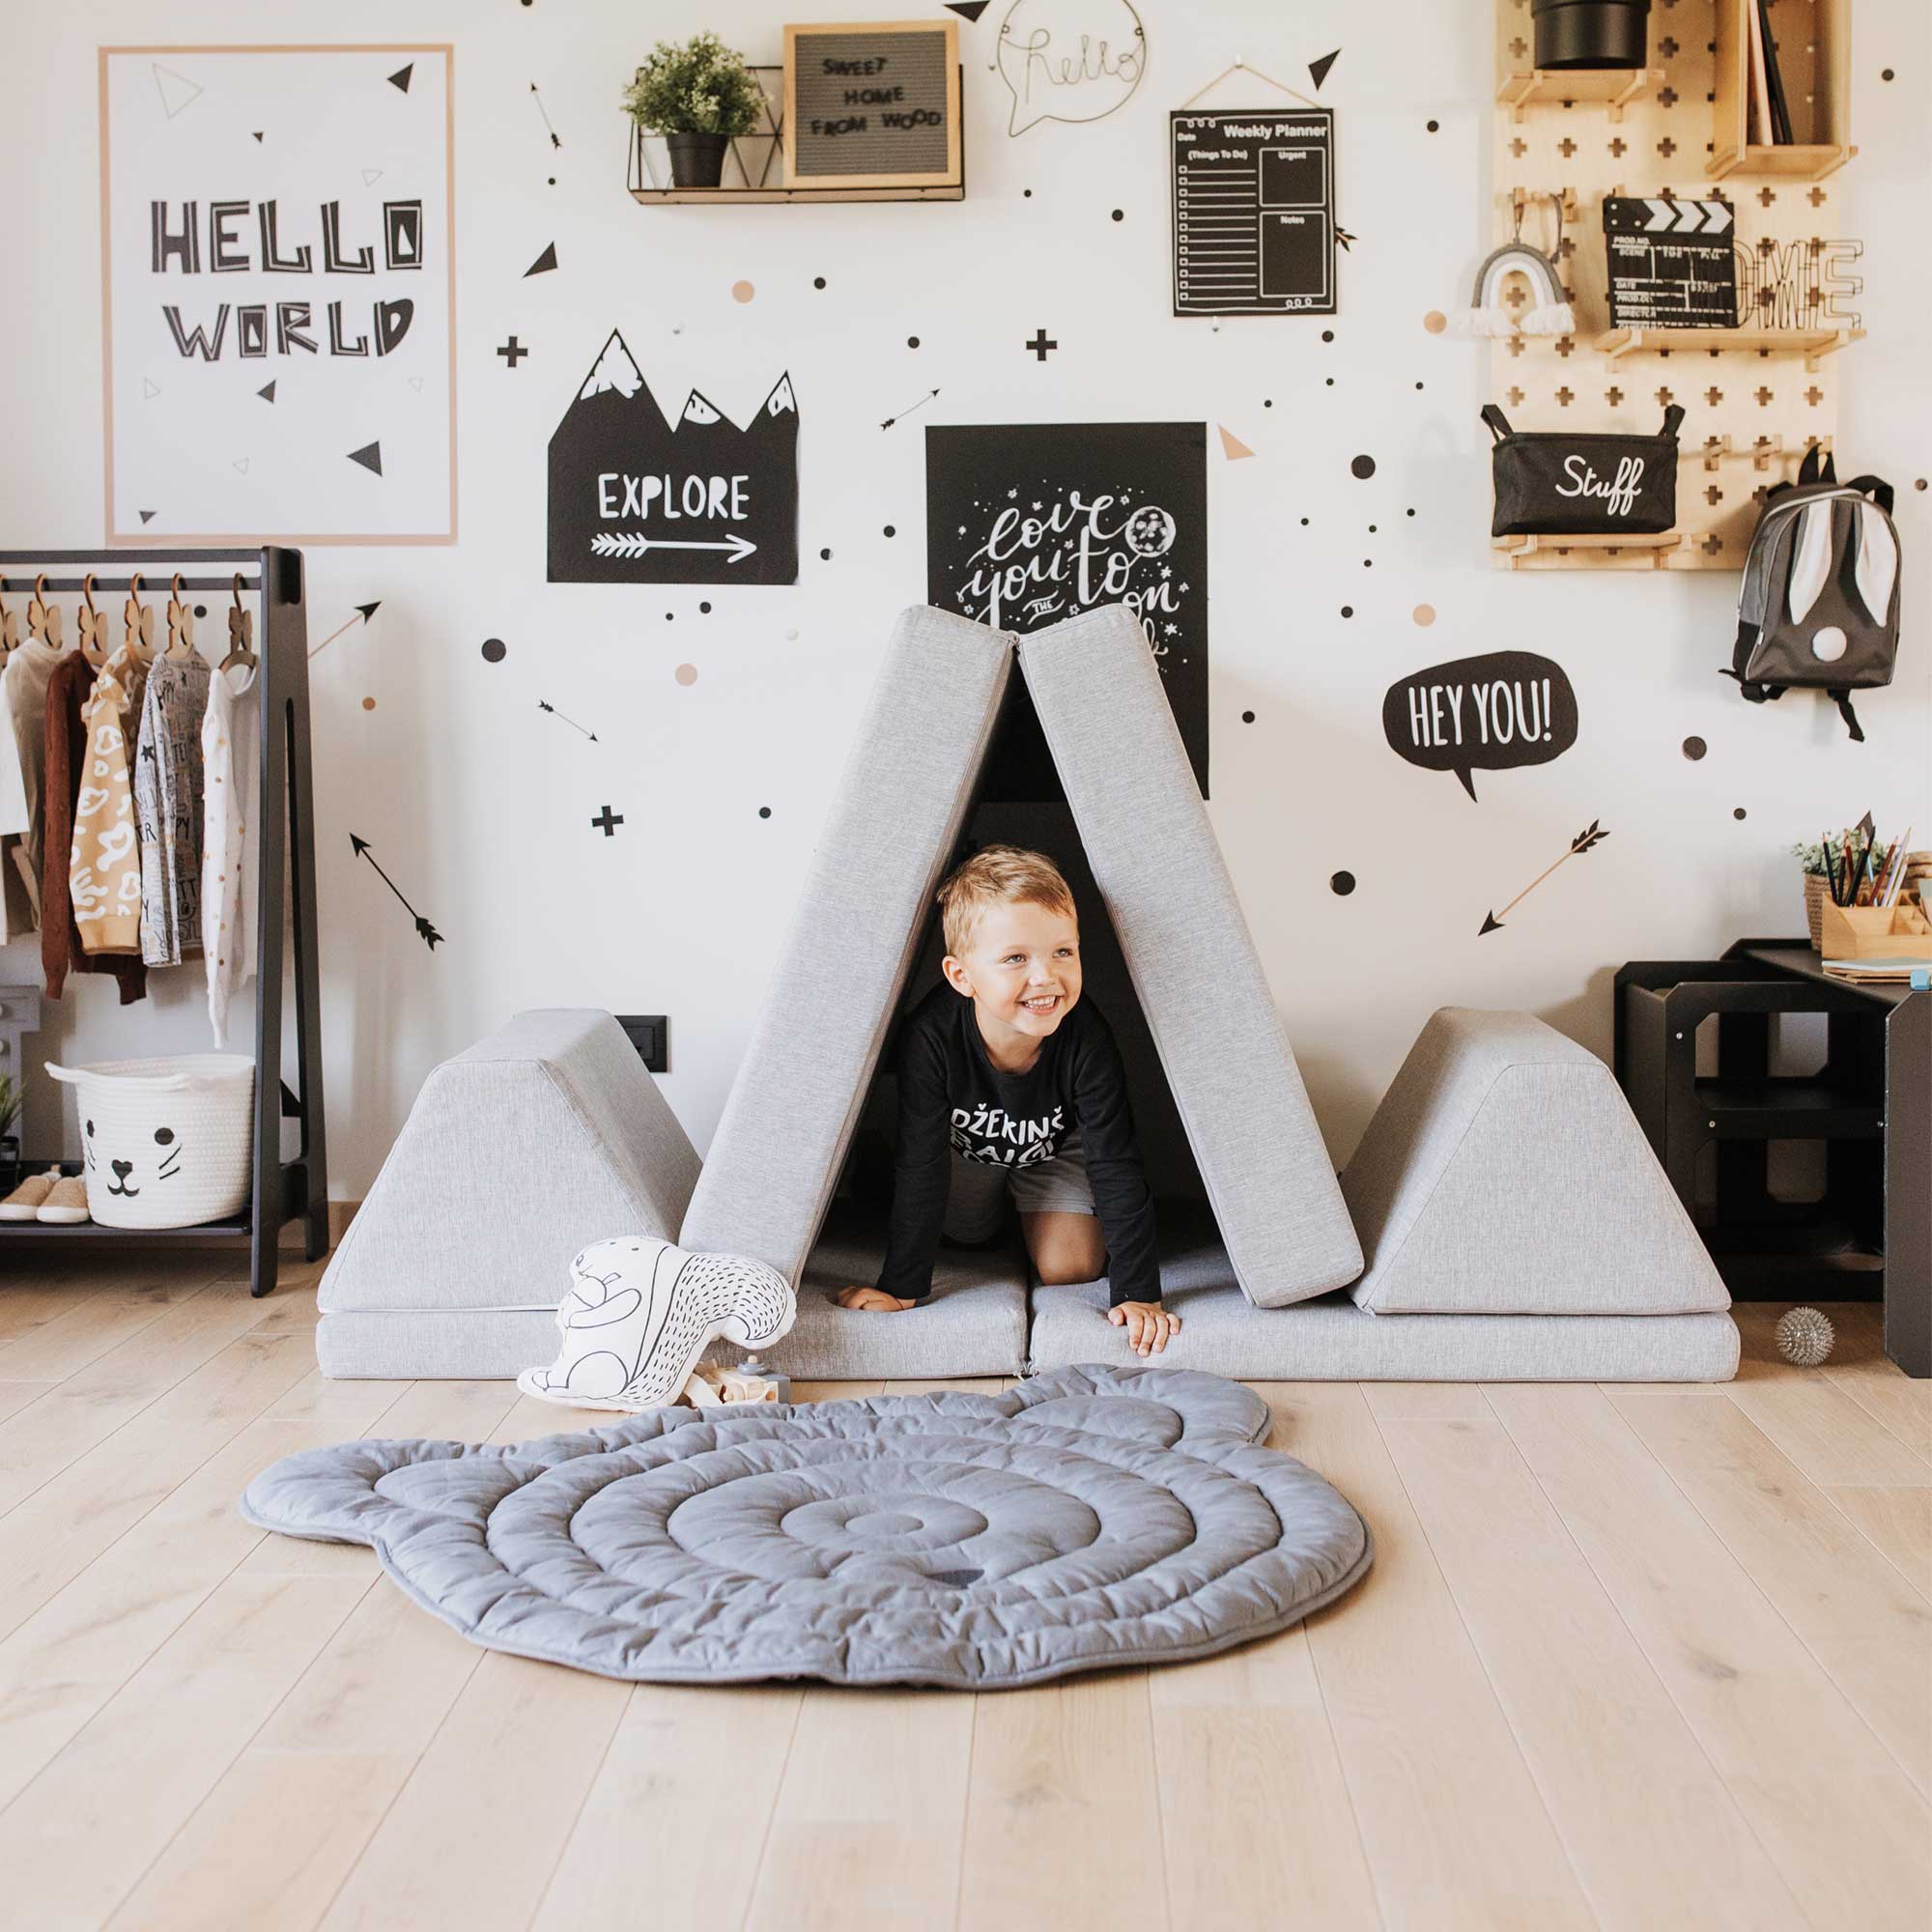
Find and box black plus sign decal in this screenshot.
[1025,327,1058,361]
[590,805,624,837]
[497,336,528,368]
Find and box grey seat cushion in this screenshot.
[1342,1008,1730,1316]
[240,1367,1374,1689]
[321,1009,699,1322]
[1018,608,1362,1308]
[317,1309,562,1381]
[680,607,1010,1284]
[1029,1209,1739,1381]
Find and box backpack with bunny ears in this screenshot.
[1725,448,1900,742]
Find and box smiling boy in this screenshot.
[836,844,1180,1357]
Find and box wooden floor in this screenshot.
[0,1255,1924,1932]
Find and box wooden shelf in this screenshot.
[1492,530,1691,571]
[1496,68,1662,122]
[628,184,963,205]
[1713,142,1855,182]
[1596,326,1863,369]
[1710,0,1851,180]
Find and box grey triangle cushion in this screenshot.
[240,1368,1373,1690]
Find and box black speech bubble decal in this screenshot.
[1382,650,1577,802]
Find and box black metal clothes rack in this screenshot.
[0,547,327,1296]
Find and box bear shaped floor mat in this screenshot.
[241,1368,1373,1690]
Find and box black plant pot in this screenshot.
[666,131,729,189]
[0,1136,18,1199]
[1532,0,1650,70]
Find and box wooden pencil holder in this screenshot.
[1818,899,1932,961]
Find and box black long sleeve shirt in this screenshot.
[876,984,1160,1307]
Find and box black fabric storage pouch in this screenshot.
[1485,402,1683,537]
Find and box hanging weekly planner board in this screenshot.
[1170,108,1335,317]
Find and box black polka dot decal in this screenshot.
[1682,736,1707,760]
[1321,329,1335,344]
[1426,118,1439,131]
[1330,870,1356,895]
[757,806,772,819]
[192,604,208,619]
[1240,709,1255,724]
[699,601,712,613]
[883,525,895,537]
[907,336,921,348]
[1734,807,1747,820]
[813,276,827,289]
[1882,68,1894,81]
[480,638,507,663]
[1341,606,1354,618]
[1350,455,1376,479]
[1111,209,1123,222]
[819,547,832,560]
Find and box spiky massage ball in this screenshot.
[1775,1305,1835,1368]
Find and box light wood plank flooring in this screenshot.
[0,1255,1924,1932]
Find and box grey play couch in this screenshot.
[318,607,1736,1383]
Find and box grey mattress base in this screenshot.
[318,1208,1738,1384]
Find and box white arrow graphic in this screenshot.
[1701,200,1733,234]
[589,530,759,563]
[1644,198,1675,231]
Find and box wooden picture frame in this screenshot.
[782,20,960,190]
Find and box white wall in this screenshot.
[2,0,1926,1195]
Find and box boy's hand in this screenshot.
[1108,1300,1181,1357]
[835,1287,918,1313]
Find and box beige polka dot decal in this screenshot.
[730,280,755,303]
[1412,604,1436,627]
[674,664,698,686]
[1423,311,1447,334]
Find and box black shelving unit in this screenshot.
[1614,940,1929,1378]
[0,547,327,1295]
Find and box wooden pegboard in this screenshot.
[1490,0,1855,570]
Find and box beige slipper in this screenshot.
[0,1168,65,1222]
[35,1176,91,1225]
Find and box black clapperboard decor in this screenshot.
[548,330,799,585]
[925,422,1210,800]
[1171,109,1336,316]
[782,20,961,190]
[1604,196,1740,328]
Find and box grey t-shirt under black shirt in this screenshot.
[876,984,1160,1307]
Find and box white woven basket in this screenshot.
[45,1055,255,1229]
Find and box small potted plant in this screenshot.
[623,33,764,189]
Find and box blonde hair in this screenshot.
[936,844,1076,956]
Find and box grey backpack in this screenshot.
[1725,448,1899,742]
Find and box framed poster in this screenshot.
[925,421,1209,799]
[99,44,456,544]
[1171,108,1335,317]
[782,20,960,189]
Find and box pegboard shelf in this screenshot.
[1713,143,1855,183]
[1492,530,1690,571]
[1711,0,1852,180]
[1496,68,1663,123]
[1597,326,1863,369]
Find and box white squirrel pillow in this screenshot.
[518,1236,797,1413]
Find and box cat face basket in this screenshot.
[45,1055,255,1228]
[1484,402,1684,537]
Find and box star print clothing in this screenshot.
[200,660,259,1046]
[70,643,150,958]
[876,984,1159,1307]
[134,653,211,967]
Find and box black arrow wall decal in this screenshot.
[538,698,599,742]
[1480,820,1609,935]
[351,834,443,950]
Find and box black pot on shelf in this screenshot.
[0,1136,18,1198]
[665,131,729,189]
[1532,0,1650,70]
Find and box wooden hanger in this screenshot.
[164,574,198,662]
[74,574,109,668]
[28,575,63,655]
[0,581,17,666]
[219,573,257,673]
[122,573,155,663]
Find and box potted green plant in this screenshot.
[1793,830,1895,952]
[623,34,764,189]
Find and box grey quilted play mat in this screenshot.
[241,1367,1373,1690]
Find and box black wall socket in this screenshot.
[617,1014,669,1073]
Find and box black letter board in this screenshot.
[1604,196,1740,328]
[1171,109,1335,317]
[783,20,960,189]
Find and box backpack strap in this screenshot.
[1844,473,1896,516]
[1659,403,1686,440]
[1798,443,1833,488]
[1721,666,1782,704]
[1480,404,1514,445]
[1828,688,1866,742]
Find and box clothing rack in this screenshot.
[0,546,326,1295]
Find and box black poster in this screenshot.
[925,422,1209,800]
[1171,109,1335,317]
[547,330,799,584]
[1604,197,1739,329]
